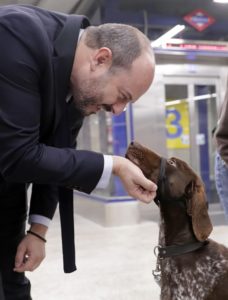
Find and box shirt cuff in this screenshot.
[28,215,51,227]
[95,155,113,189]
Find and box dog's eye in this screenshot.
[167,159,176,167]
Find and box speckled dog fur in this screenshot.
[126,142,228,300]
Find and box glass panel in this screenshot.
[165,84,191,164]
[165,83,218,203]
[194,85,218,203]
[77,111,114,196]
[76,108,132,197]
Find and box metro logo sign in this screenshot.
[183,9,215,32]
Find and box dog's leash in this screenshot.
[152,157,168,286]
[152,157,209,285]
[154,157,186,207]
[154,157,166,206]
[152,247,162,286]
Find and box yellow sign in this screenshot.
[166,101,190,149]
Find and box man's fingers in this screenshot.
[135,188,157,203]
[114,157,157,203]
[14,255,40,272]
[134,176,157,203]
[138,177,157,192]
[14,244,26,269]
[14,233,46,273]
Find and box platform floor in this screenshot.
[28,202,228,300]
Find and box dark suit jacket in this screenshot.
[0,5,104,272]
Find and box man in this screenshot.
[214,85,228,223]
[0,4,157,300]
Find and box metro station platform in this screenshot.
[28,201,228,300]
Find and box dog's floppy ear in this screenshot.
[186,180,213,241]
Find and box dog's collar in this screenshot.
[152,241,209,284]
[154,240,209,259]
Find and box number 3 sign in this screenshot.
[165,102,190,149]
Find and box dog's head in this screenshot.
[126,141,213,241]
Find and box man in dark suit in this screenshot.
[0,4,157,300]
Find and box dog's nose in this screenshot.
[130,141,134,146]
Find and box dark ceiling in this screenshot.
[1,0,228,42]
[101,0,228,41]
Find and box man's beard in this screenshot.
[73,97,99,116]
[71,76,111,116]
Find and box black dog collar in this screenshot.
[155,240,209,259]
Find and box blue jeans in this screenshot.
[215,152,228,222]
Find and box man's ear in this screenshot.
[90,47,112,71]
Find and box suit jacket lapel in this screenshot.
[52,15,90,134]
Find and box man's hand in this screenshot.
[14,223,47,273]
[113,156,157,203]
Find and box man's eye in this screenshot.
[120,94,127,101]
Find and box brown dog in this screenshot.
[126,141,228,300]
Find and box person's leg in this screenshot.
[0,271,6,300]
[215,152,228,221]
[0,227,32,300]
[0,181,32,300]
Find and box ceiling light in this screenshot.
[213,0,228,3]
[151,25,186,48]
[165,93,217,106]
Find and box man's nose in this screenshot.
[112,102,127,115]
